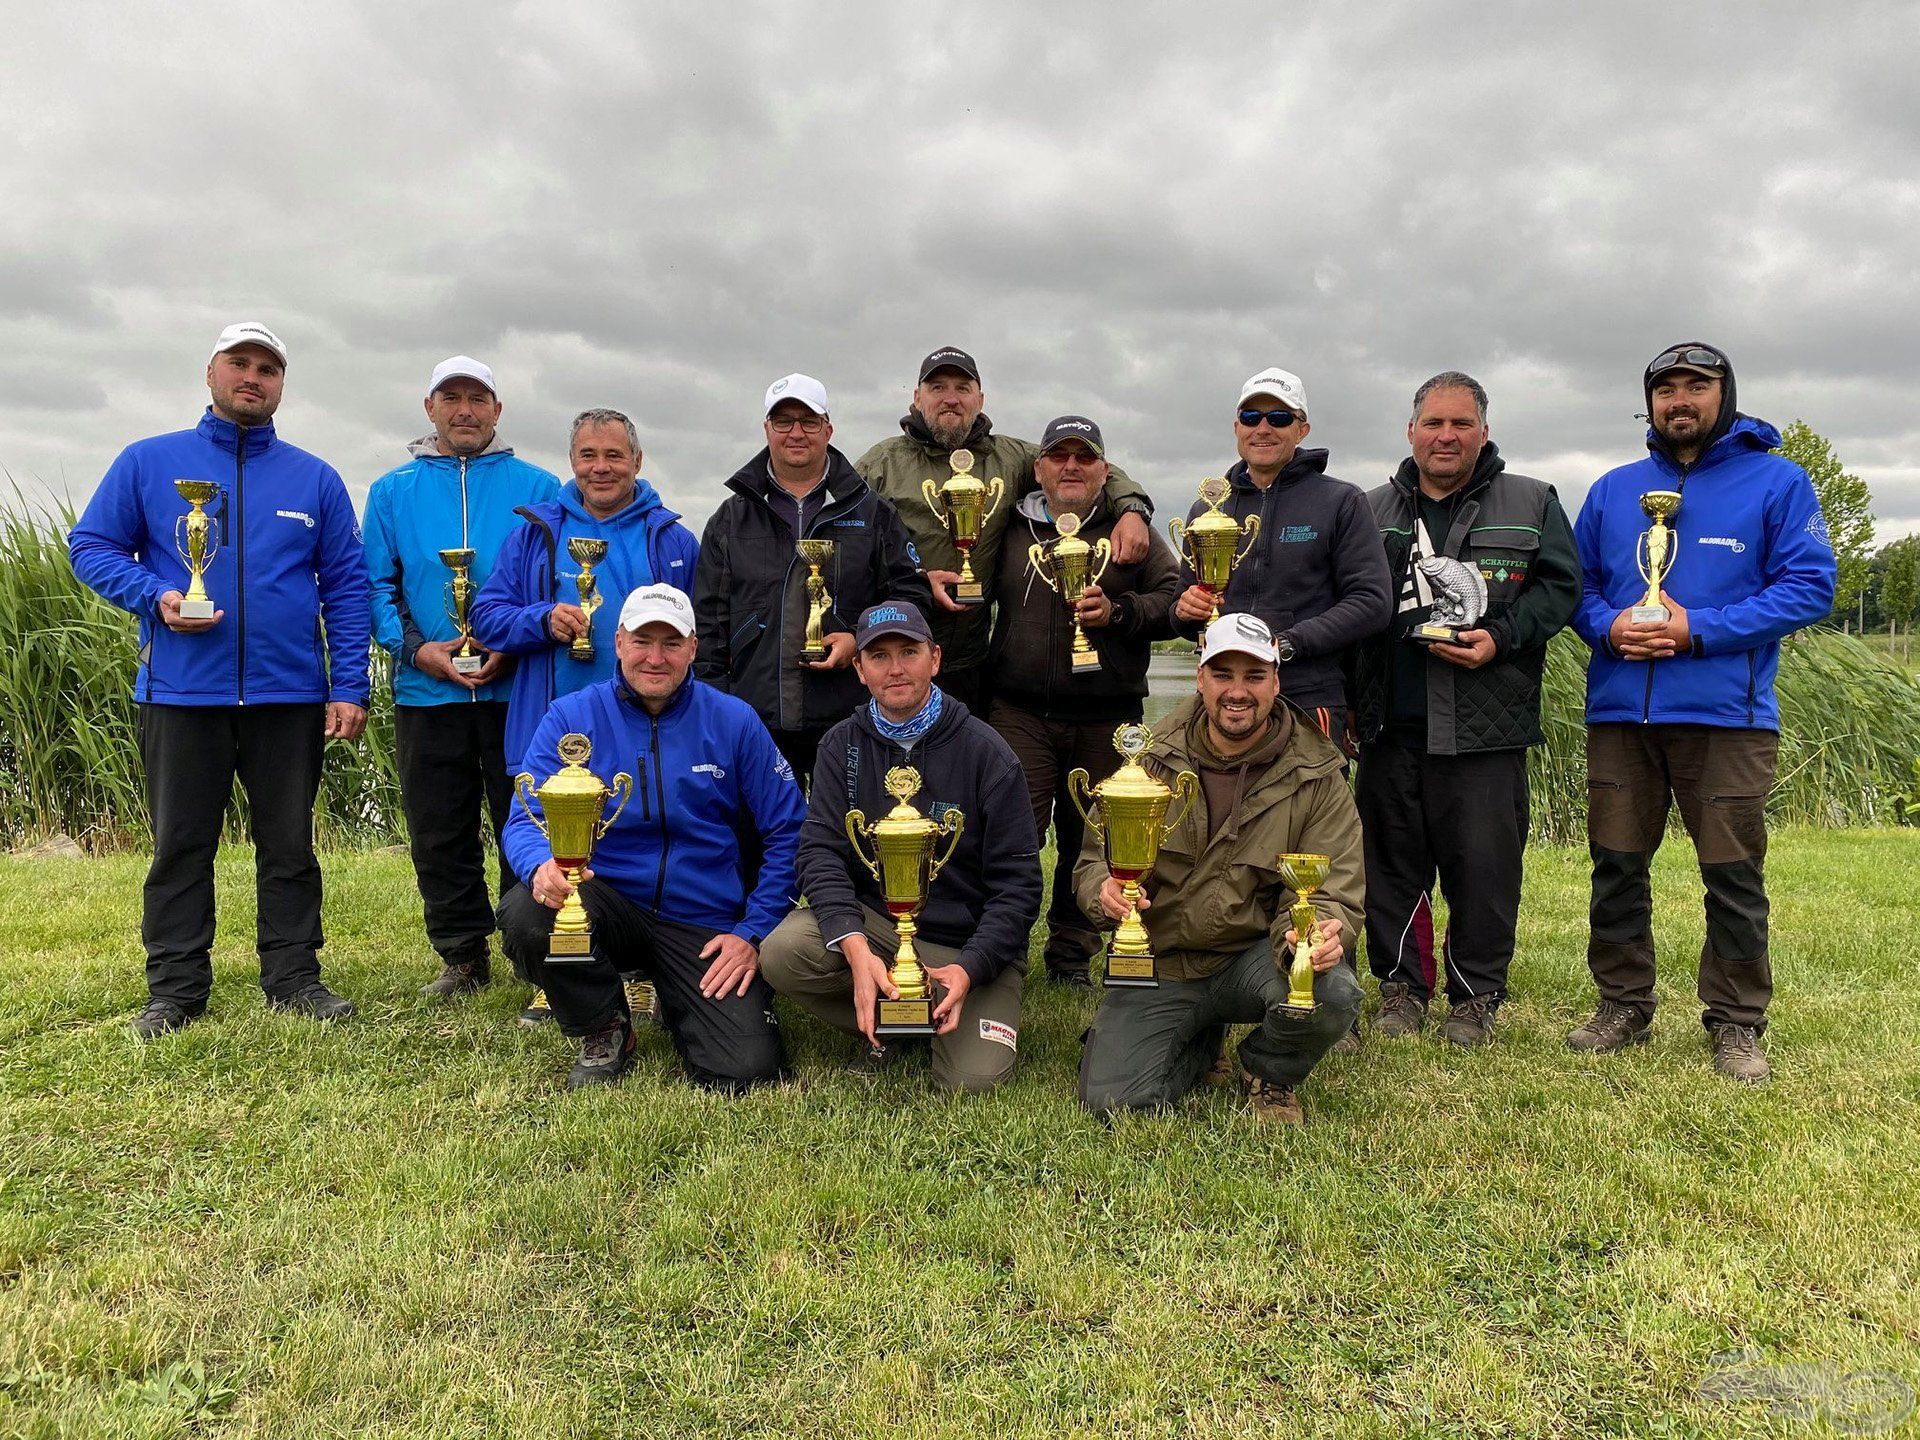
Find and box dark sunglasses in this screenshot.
[1237,408,1299,430]
[1646,346,1725,378]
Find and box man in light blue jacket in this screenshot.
[362,356,560,1000]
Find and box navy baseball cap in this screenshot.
[1039,415,1104,457]
[918,346,980,383]
[855,601,933,650]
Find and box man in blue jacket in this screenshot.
[70,322,373,1038]
[1568,342,1836,1082]
[362,356,561,1000]
[498,584,806,1091]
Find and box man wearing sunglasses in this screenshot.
[1568,342,1835,1082]
[1172,367,1391,752]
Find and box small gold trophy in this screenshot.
[1030,511,1113,675]
[566,537,609,661]
[172,479,221,619]
[514,734,633,961]
[845,766,965,1036]
[1069,724,1199,988]
[438,547,485,675]
[1632,490,1683,624]
[1169,476,1260,622]
[1274,853,1330,1015]
[920,448,1005,605]
[797,538,835,661]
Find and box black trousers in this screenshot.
[771,728,828,794]
[935,665,985,713]
[138,703,326,1008]
[498,882,786,1093]
[1355,741,1529,1004]
[394,701,515,969]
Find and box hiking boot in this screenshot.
[1203,1045,1237,1089]
[847,1041,902,1077]
[623,976,662,1027]
[1331,1022,1362,1055]
[1045,964,1093,988]
[519,989,554,1027]
[420,960,488,1000]
[132,999,196,1040]
[1566,1000,1650,1053]
[568,1018,636,1089]
[1241,1070,1305,1125]
[268,982,356,1022]
[1709,1023,1769,1084]
[1374,981,1428,1039]
[1443,996,1500,1049]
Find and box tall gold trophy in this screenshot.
[797,538,835,661]
[845,767,965,1036]
[514,734,633,960]
[1274,853,1330,1015]
[566,537,609,661]
[1069,724,1198,988]
[1030,511,1112,675]
[172,479,221,619]
[921,448,1005,605]
[1169,476,1260,622]
[438,546,485,675]
[1632,490,1683,624]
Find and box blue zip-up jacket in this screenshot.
[1572,415,1835,730]
[69,409,372,707]
[470,482,700,768]
[503,674,804,944]
[361,437,561,706]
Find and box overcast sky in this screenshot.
[4,4,1915,542]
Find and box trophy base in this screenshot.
[178,597,215,620]
[801,646,827,663]
[1411,622,1466,646]
[1070,651,1102,675]
[1629,604,1670,624]
[569,643,596,663]
[875,995,937,1037]
[452,653,485,675]
[1278,1002,1316,1020]
[1103,950,1159,989]
[953,582,984,606]
[548,931,593,962]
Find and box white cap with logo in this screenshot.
[1199,612,1280,665]
[209,321,289,368]
[617,583,695,636]
[428,355,497,397]
[1236,366,1308,417]
[764,373,829,417]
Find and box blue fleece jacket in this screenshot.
[470,482,700,768]
[1572,415,1836,730]
[69,409,373,707]
[361,439,561,706]
[503,674,804,943]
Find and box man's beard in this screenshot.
[926,413,972,449]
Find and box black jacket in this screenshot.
[1173,450,1392,710]
[693,447,932,734]
[799,697,1041,986]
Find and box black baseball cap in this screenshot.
[918,346,980,383]
[855,601,934,650]
[1039,415,1105,457]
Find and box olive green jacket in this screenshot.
[1072,695,1365,982]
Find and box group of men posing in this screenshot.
[70,326,1836,1120]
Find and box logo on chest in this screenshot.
[276,509,315,528]
[1697,535,1748,555]
[690,762,727,780]
[1274,525,1319,544]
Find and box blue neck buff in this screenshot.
[869,686,943,751]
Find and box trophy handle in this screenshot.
[597,772,633,838]
[1028,542,1057,592]
[845,810,881,882]
[513,773,549,841]
[1235,513,1261,564]
[1088,538,1111,588]
[982,476,1006,522]
[1167,518,1192,572]
[1066,768,1103,838]
[920,478,944,517]
[1161,769,1200,841]
[927,808,965,886]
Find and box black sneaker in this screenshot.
[846,1041,903,1077]
[1443,995,1500,1048]
[568,1018,636,1089]
[420,960,488,999]
[1045,965,1093,989]
[268,982,356,1022]
[132,999,196,1040]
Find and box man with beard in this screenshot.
[1351,373,1579,1046]
[1567,342,1834,1082]
[854,347,1156,710]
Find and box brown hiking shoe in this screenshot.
[420,960,487,999]
[1241,1071,1304,1125]
[1443,996,1499,1049]
[1566,1000,1651,1053]
[1709,1023,1769,1083]
[1374,981,1428,1039]
[1203,1046,1236,1089]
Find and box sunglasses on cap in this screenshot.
[1646,345,1726,377]
[1237,408,1300,430]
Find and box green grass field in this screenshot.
[4,833,1919,1438]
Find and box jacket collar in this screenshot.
[900,408,994,454]
[613,668,695,719]
[197,408,277,456]
[1148,694,1345,798]
[1388,440,1506,504]
[557,478,667,529]
[852,688,971,749]
[405,433,518,461]
[726,446,866,507]
[1227,448,1330,492]
[1642,413,1782,482]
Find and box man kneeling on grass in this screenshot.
[498,584,805,1090]
[1074,614,1364,1124]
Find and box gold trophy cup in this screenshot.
[797,538,835,661]
[1632,490,1683,623]
[439,546,485,675]
[172,479,221,619]
[1169,476,1260,623]
[566,537,609,662]
[1069,724,1199,988]
[1274,853,1330,1015]
[921,448,1005,605]
[1030,511,1113,675]
[514,734,633,960]
[845,766,965,1035]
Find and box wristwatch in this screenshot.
[1274,632,1298,664]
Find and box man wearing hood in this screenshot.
[1351,373,1579,1046]
[1567,342,1835,1082]
[854,347,1157,711]
[692,374,931,782]
[362,356,562,1000]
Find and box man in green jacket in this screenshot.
[854,347,1156,710]
[1073,614,1365,1124]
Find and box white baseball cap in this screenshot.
[209,321,289,368]
[1236,366,1308,417]
[1199,612,1280,665]
[617,583,695,636]
[428,355,497,397]
[764,373,829,417]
